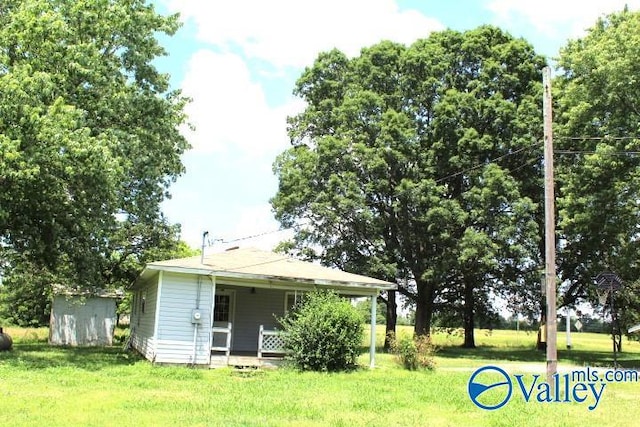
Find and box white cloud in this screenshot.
[163,0,443,249]
[166,0,443,68]
[170,1,443,154]
[180,49,304,154]
[486,0,640,40]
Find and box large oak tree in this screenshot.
[272,26,545,346]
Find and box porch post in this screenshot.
[370,294,376,368]
[208,275,216,366]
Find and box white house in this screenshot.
[129,247,396,367]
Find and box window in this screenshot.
[214,294,231,322]
[284,291,307,313]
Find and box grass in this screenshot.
[1,326,639,426]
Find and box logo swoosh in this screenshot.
[469,380,510,400]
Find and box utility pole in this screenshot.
[543,66,557,384]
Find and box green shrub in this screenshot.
[279,290,364,372]
[388,332,437,370]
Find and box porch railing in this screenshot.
[211,322,232,362]
[258,325,287,358]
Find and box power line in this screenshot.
[556,136,640,141]
[210,220,312,246]
[214,137,639,244]
[201,133,640,249]
[222,228,288,244]
[210,144,544,245]
[434,141,542,184]
[505,156,542,174]
[554,150,640,156]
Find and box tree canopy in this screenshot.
[555,8,640,337]
[0,0,190,325]
[272,26,546,346]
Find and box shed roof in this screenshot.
[137,247,396,291]
[52,284,124,299]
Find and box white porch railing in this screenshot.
[212,322,232,363]
[258,325,287,358]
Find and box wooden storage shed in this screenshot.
[49,288,123,346]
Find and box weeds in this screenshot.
[387,332,437,370]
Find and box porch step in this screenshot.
[209,354,285,369]
[232,366,265,377]
[233,365,260,372]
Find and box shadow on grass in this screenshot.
[436,344,640,369]
[0,340,143,371]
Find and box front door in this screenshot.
[212,290,235,350]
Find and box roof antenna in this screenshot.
[201,231,209,264]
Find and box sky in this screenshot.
[155,0,640,252]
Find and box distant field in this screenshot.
[372,324,640,369]
[1,326,638,426]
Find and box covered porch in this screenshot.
[133,247,395,368]
[207,282,381,369]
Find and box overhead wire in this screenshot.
[556,136,640,141]
[554,150,640,156]
[553,135,640,156]
[434,140,543,184]
[204,220,312,247]
[210,136,640,244]
[222,228,289,244]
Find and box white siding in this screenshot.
[226,286,285,352]
[49,296,117,346]
[130,277,159,361]
[154,272,213,365]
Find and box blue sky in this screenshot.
[155,0,639,250]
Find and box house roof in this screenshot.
[136,247,396,292]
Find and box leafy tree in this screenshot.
[0,232,198,326]
[0,259,55,326]
[0,0,189,324]
[272,27,545,346]
[555,9,640,314]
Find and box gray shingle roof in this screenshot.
[143,247,395,290]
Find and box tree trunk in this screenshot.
[383,290,397,350]
[614,333,622,353]
[462,278,476,348]
[414,280,433,336]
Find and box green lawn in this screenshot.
[1,326,639,426]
